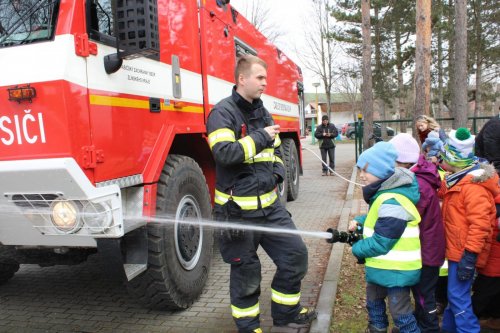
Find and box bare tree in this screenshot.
[296,0,337,119]
[361,0,374,149]
[236,0,286,44]
[414,0,432,121]
[332,63,362,121]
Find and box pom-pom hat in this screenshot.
[441,128,476,168]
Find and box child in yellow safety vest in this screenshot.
[350,142,422,333]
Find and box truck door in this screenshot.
[85,0,166,184]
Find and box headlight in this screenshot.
[82,202,113,234]
[50,200,81,233]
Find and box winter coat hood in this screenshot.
[412,155,441,190]
[375,167,420,205]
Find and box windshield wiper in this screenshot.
[0,0,46,44]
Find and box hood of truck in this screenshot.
[0,34,94,182]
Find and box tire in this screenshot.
[127,155,213,310]
[0,262,19,284]
[349,132,355,140]
[0,247,19,285]
[282,138,300,201]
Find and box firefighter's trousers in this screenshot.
[217,204,308,331]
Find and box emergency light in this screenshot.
[8,85,36,103]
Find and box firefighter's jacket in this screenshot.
[207,88,286,218]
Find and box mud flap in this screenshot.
[96,227,148,281]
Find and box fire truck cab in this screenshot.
[0,0,304,309]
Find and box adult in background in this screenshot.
[206,55,316,333]
[415,115,447,145]
[475,113,500,171]
[314,115,338,176]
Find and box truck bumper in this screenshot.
[0,158,123,247]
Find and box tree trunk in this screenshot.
[361,0,374,149]
[395,21,407,133]
[473,0,482,125]
[373,5,387,140]
[414,0,432,124]
[453,0,468,128]
[437,1,444,120]
[448,0,456,120]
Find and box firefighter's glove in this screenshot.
[220,200,245,242]
[457,250,477,281]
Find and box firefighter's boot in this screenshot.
[240,328,262,333]
[273,307,317,327]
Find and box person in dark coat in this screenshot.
[472,113,500,331]
[390,133,446,333]
[475,114,500,171]
[314,115,338,176]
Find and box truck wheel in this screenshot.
[0,262,19,285]
[127,155,213,310]
[277,171,288,207]
[282,138,300,201]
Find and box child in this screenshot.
[350,141,421,333]
[421,131,444,160]
[438,128,499,333]
[390,133,445,333]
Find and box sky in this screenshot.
[230,0,320,93]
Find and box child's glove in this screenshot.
[457,250,477,281]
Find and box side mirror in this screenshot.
[104,0,160,74]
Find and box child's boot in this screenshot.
[366,324,388,333]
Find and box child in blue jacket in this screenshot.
[350,142,422,333]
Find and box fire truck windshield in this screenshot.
[0,0,59,48]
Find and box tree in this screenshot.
[361,0,374,149]
[413,0,432,120]
[452,0,468,128]
[332,63,363,121]
[298,0,337,119]
[231,0,286,44]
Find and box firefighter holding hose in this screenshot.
[206,55,317,333]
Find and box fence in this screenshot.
[354,116,493,161]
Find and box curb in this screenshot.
[309,165,358,333]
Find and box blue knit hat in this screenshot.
[356,142,398,179]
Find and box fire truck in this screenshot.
[0,0,304,309]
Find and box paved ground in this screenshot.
[0,140,357,333]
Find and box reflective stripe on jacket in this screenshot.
[206,88,286,218]
[364,192,422,271]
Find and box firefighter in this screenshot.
[206,55,317,333]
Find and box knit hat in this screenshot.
[389,133,420,163]
[356,142,398,179]
[322,115,328,121]
[441,128,476,168]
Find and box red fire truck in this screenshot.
[0,0,304,309]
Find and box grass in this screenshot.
[330,245,368,333]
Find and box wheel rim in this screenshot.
[278,181,286,197]
[290,151,298,186]
[174,195,203,271]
